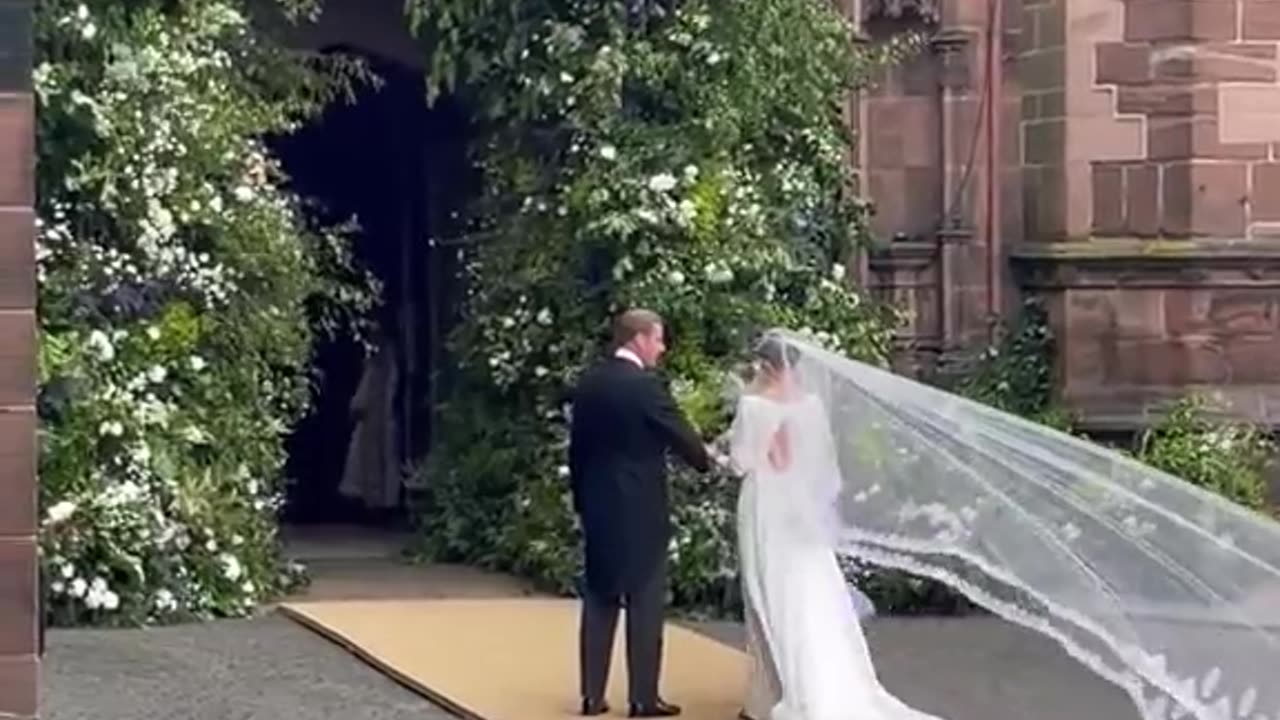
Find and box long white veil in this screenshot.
[756,329,1280,720]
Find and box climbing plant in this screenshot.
[403,0,919,613]
[35,0,376,625]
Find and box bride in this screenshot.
[729,335,945,720]
[721,329,1280,720]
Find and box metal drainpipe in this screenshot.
[985,0,1004,323]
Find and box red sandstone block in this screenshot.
[1243,0,1280,39]
[0,95,34,208]
[0,654,37,719]
[1224,337,1280,382]
[1117,85,1217,116]
[0,411,34,537]
[0,311,34,407]
[0,538,36,656]
[1161,162,1249,236]
[0,208,34,310]
[1125,0,1238,42]
[1250,163,1280,221]
[1148,117,1269,161]
[1097,43,1151,85]
[1165,288,1280,336]
[1092,163,1126,235]
[1125,164,1161,236]
[1153,43,1277,84]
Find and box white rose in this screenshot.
[46,500,77,524]
[599,145,618,161]
[147,365,167,383]
[220,553,243,581]
[69,577,87,598]
[647,174,678,193]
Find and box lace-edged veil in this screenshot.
[747,329,1280,720]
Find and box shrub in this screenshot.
[405,0,915,615]
[35,0,374,625]
[1136,395,1274,511]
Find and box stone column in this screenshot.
[1014,0,1280,431]
[0,0,40,716]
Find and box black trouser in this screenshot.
[579,558,666,706]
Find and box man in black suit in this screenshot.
[569,309,713,718]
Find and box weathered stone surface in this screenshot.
[1124,0,1238,42]
[1161,162,1249,236]
[1012,240,1280,429]
[1242,0,1280,40]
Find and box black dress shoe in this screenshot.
[629,699,682,717]
[581,698,610,716]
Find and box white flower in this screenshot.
[559,71,575,84]
[220,553,243,581]
[69,577,87,598]
[182,426,210,445]
[682,164,699,181]
[45,500,77,524]
[98,420,125,438]
[832,263,847,281]
[534,366,549,378]
[81,22,97,40]
[707,51,723,66]
[84,577,118,611]
[233,185,254,202]
[557,465,570,478]
[147,365,167,383]
[87,330,115,361]
[599,145,618,161]
[205,539,218,552]
[501,316,516,329]
[536,308,554,326]
[647,173,678,193]
[241,581,256,596]
[146,326,162,341]
[667,270,686,285]
[51,581,65,595]
[60,563,75,579]
[154,589,177,612]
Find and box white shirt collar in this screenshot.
[614,347,644,368]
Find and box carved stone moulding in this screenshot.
[1010,237,1280,432]
[1009,238,1280,290]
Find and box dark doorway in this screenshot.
[271,47,472,527]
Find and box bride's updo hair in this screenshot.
[752,334,801,376]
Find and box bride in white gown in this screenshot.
[729,337,946,720]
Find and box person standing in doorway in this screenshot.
[338,326,401,516]
[568,309,714,718]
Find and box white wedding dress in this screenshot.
[730,392,947,720]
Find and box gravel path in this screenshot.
[44,610,1138,720]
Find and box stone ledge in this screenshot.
[1010,238,1280,288]
[1065,384,1280,432]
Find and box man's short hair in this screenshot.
[613,308,663,346]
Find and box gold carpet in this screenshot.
[280,598,747,720]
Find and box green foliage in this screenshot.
[35,0,376,625]
[953,297,1071,430]
[406,0,915,614]
[1137,396,1275,511]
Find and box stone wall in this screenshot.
[1009,0,1280,432]
[858,0,1023,376]
[0,0,39,716]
